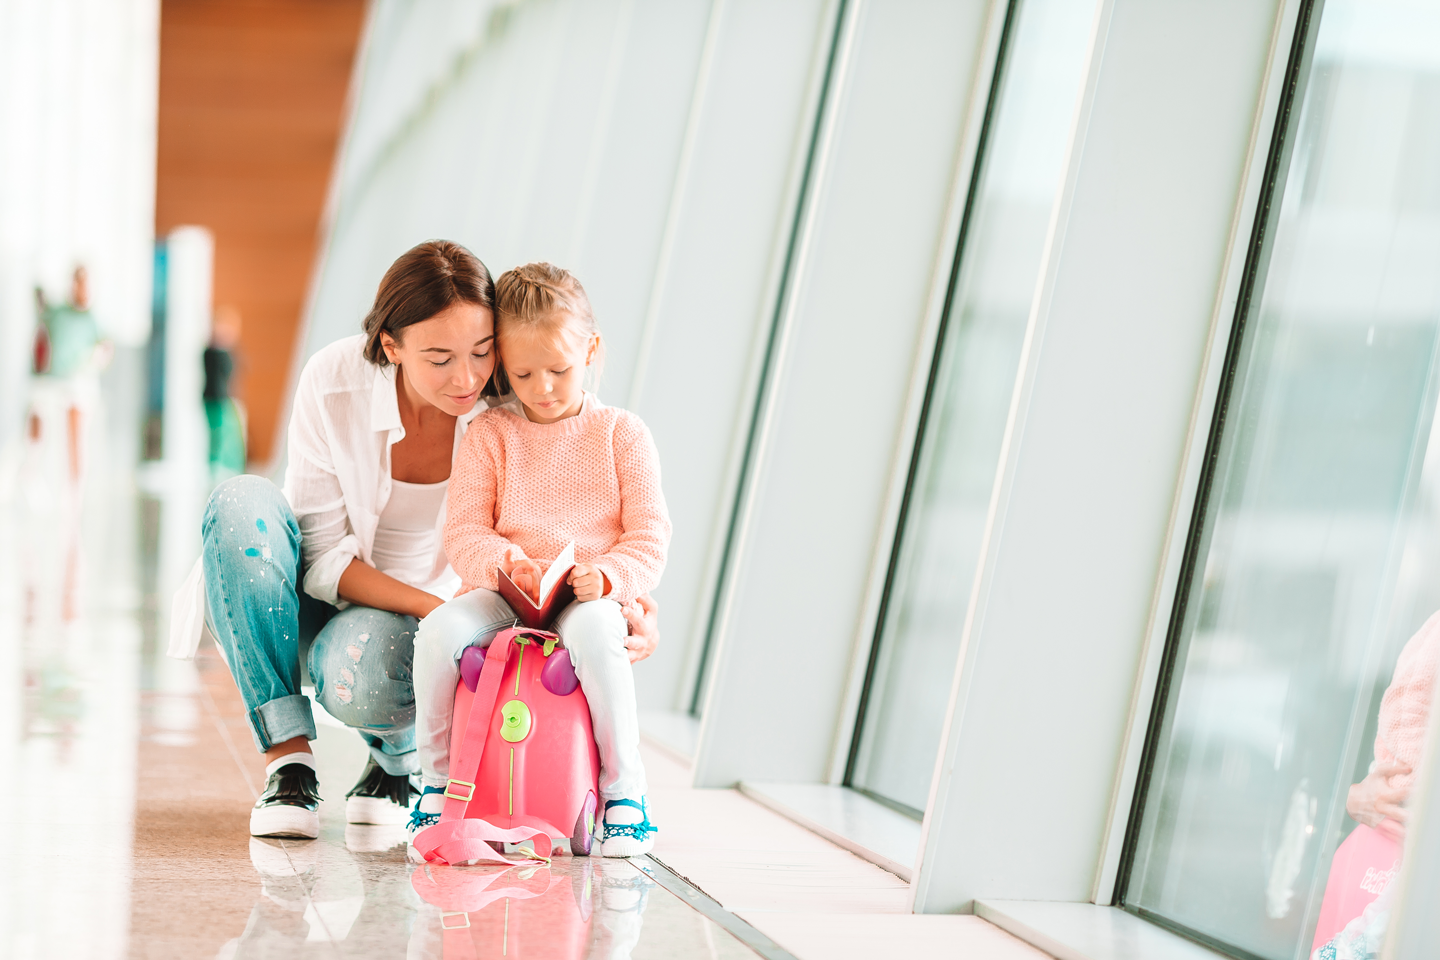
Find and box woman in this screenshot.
[168,241,659,840]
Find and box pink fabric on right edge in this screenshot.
[1310,610,1440,954]
[1374,610,1440,795]
[1310,824,1401,955]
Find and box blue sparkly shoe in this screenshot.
[600,797,657,858]
[406,785,445,862]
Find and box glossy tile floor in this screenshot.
[0,361,1052,959]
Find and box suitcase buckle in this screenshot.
[444,778,476,802]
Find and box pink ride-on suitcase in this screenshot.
[413,626,602,864]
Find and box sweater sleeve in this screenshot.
[593,415,671,604]
[444,418,525,593]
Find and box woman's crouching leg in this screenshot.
[412,589,518,788]
[202,474,312,753]
[308,607,419,775]
[555,599,646,801]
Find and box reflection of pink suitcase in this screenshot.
[414,627,601,864]
[1310,824,1402,953]
[411,861,594,960]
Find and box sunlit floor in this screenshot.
[0,357,1050,959]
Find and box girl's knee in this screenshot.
[417,591,514,661]
[560,600,627,658]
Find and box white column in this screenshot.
[912,0,1295,912]
[158,226,214,597]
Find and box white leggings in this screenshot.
[413,588,647,802]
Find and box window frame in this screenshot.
[1111,0,1332,954]
[840,0,1024,803]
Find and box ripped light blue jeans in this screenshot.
[203,475,420,775]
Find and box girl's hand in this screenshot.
[1347,759,1411,840]
[569,563,608,602]
[623,594,660,664]
[509,558,543,602]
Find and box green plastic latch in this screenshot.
[499,699,532,742]
[542,637,558,657]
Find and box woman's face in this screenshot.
[381,301,495,416]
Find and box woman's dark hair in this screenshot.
[362,240,494,366]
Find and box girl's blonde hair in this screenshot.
[488,262,604,396]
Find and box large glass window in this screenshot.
[1124,2,1440,957]
[845,0,1097,814]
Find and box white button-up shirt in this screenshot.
[167,334,483,659]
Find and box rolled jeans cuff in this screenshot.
[251,694,318,752]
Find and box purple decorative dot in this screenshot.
[459,645,487,692]
[540,648,579,696]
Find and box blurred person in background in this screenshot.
[28,265,110,484]
[205,304,247,483]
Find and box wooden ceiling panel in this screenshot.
[157,0,366,464]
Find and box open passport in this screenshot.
[497,541,576,629]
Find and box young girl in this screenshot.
[409,262,670,858]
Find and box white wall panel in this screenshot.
[303,0,713,362]
[626,0,839,712]
[691,0,997,788]
[912,0,1290,913]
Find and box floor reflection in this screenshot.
[3,351,759,959]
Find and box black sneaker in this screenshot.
[250,762,321,839]
[345,756,417,825]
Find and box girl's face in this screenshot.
[381,301,495,417]
[501,317,598,424]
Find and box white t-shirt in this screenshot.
[372,478,461,600]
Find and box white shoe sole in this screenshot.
[250,804,319,839]
[346,795,409,825]
[600,834,655,858]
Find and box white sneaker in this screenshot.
[345,757,417,825]
[249,762,320,839]
[599,797,656,858]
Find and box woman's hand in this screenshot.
[622,594,659,664]
[338,558,445,620]
[569,563,607,603]
[1347,759,1411,842]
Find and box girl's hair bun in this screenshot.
[490,262,603,396]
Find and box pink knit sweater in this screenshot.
[1375,610,1440,794]
[445,395,670,605]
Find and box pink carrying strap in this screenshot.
[412,628,556,865]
